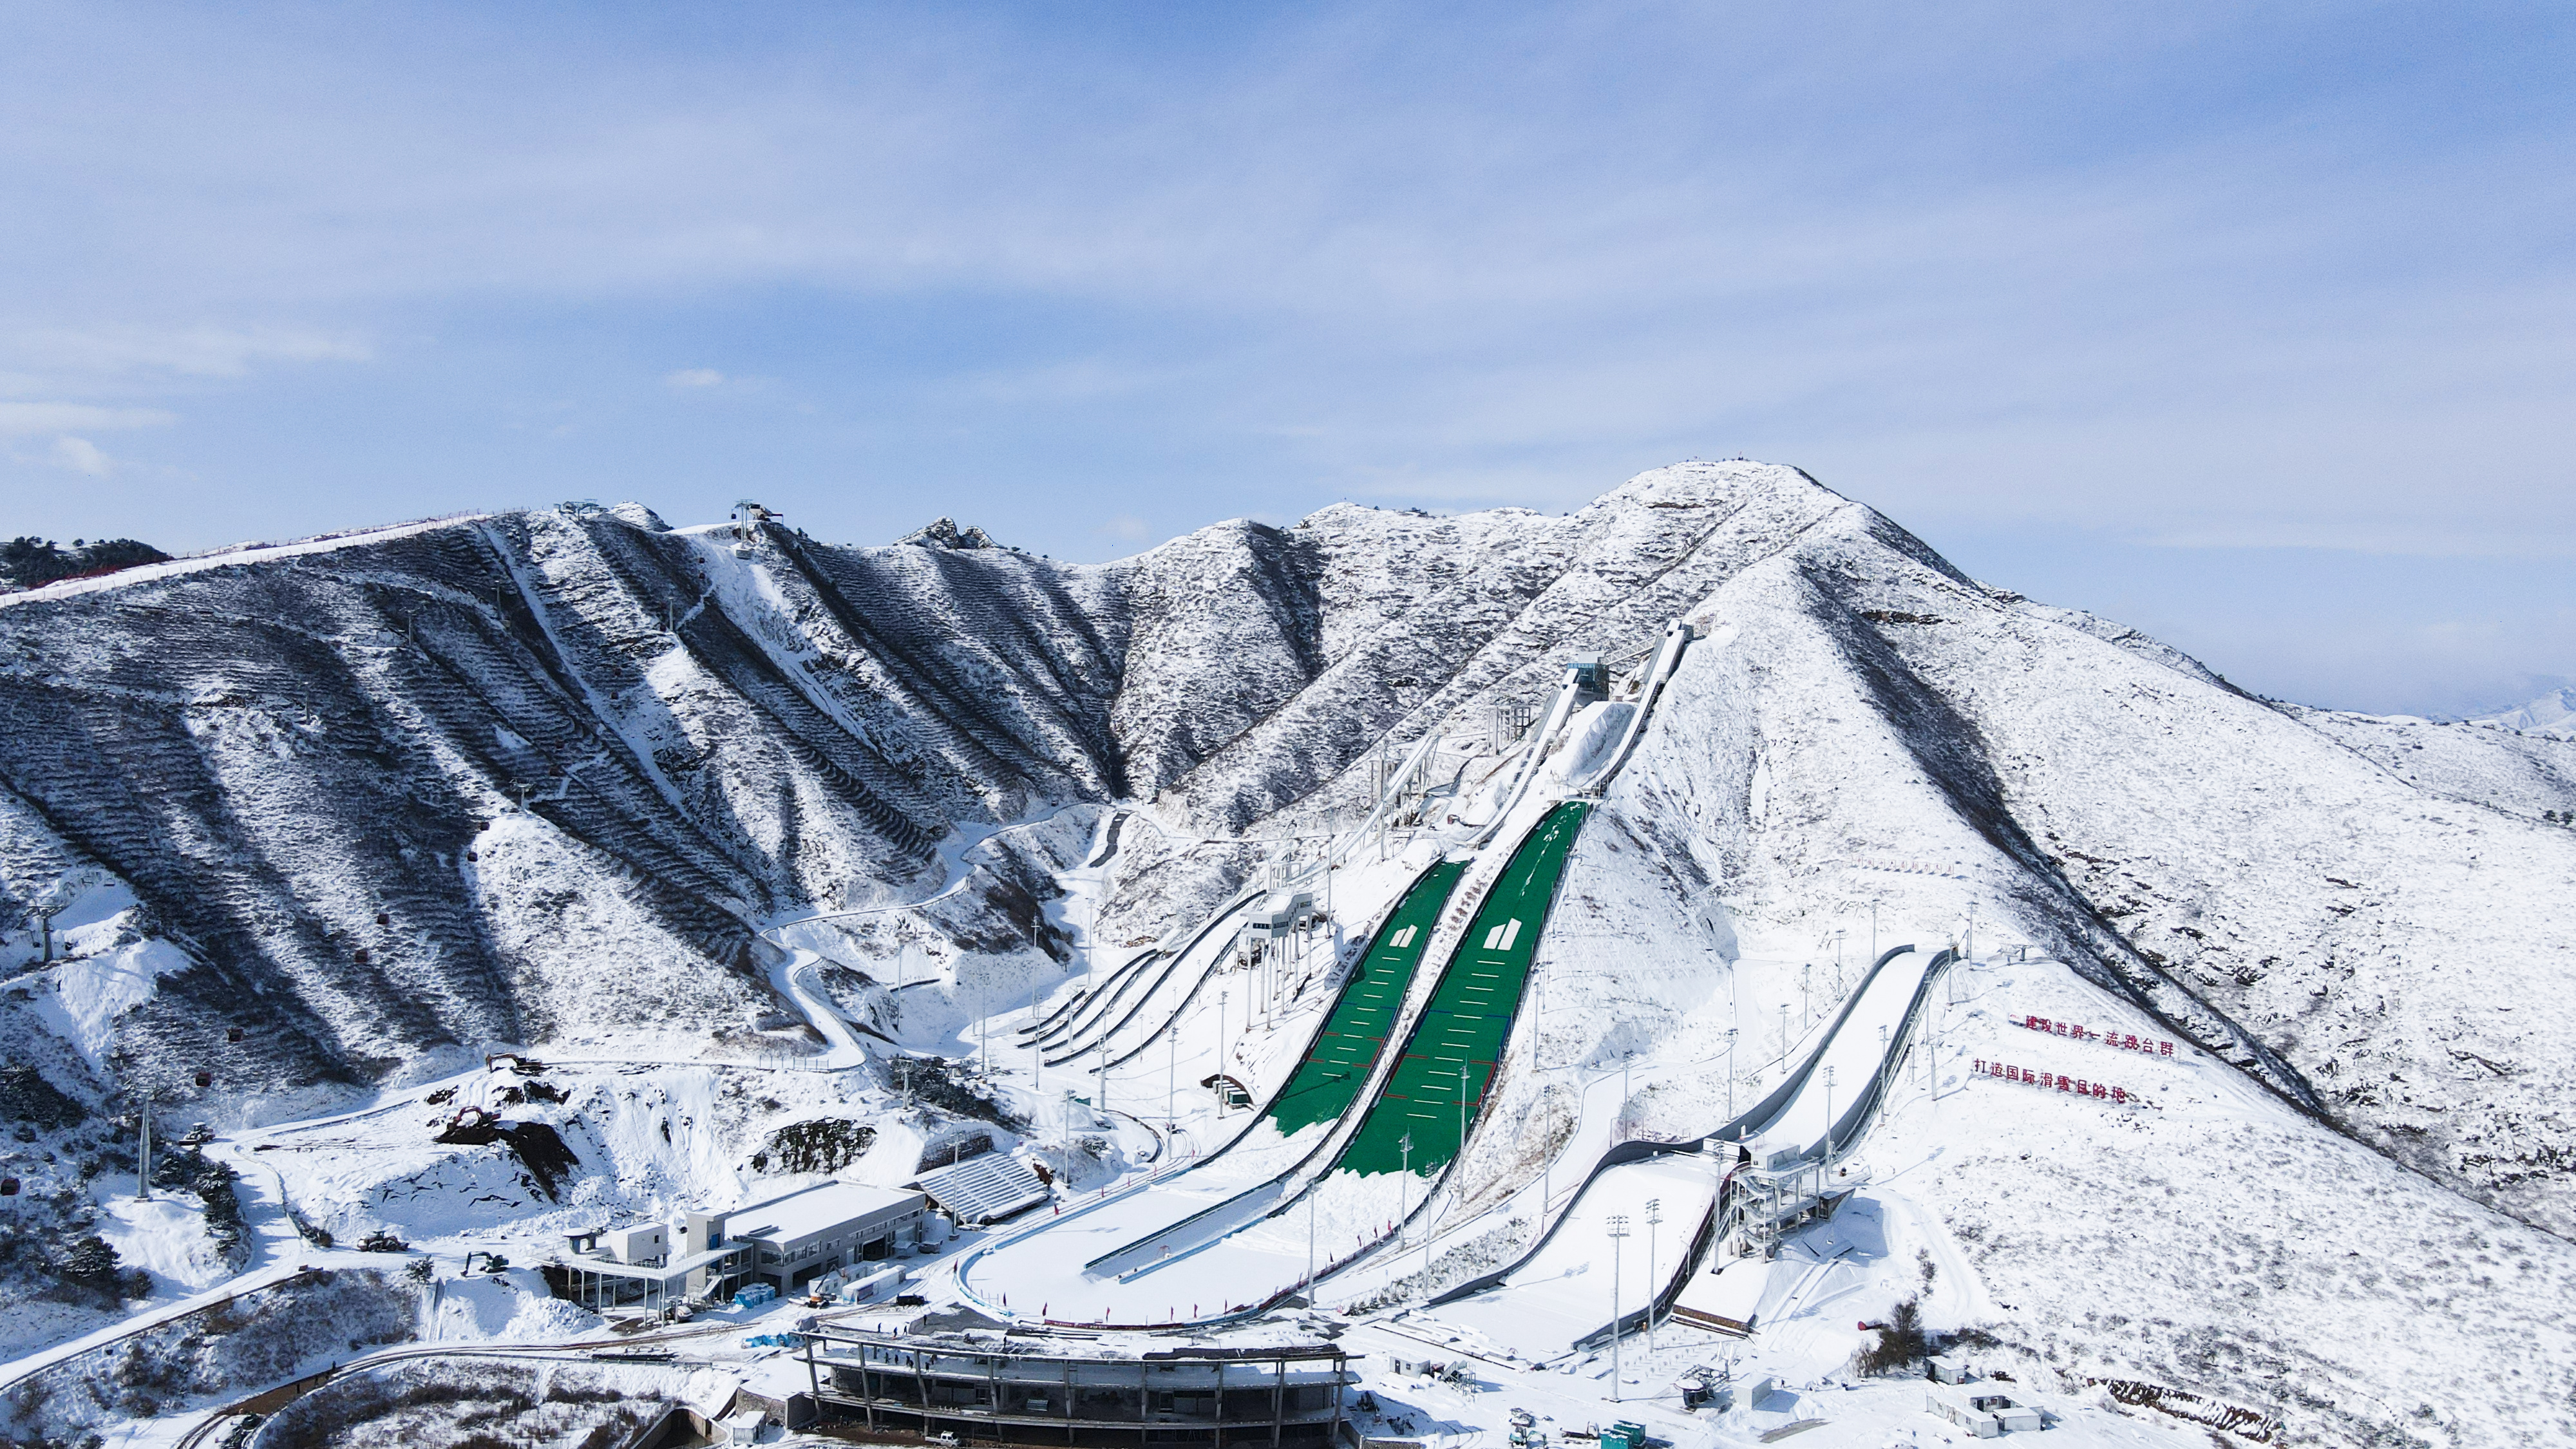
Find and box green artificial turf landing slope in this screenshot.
[1264,859,1467,1135]
[1334,800,1589,1177]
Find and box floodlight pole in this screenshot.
[1458,1063,1470,1164]
[1607,1213,1630,1401]
[1397,1132,1414,1244]
[1877,1027,1891,1130]
[1822,1066,1836,1172]
[1725,1028,1739,1120]
[1620,1052,1631,1143]
[1305,1184,1317,1302]
[1645,1198,1663,1357]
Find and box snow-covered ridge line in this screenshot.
[5,460,2576,1449]
[0,513,493,609]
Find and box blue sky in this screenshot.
[1,1,2568,715]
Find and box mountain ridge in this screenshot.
[1,460,2570,1242]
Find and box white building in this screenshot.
[562,1182,932,1311]
[1242,891,1315,943]
[695,1181,931,1293]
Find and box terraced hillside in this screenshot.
[3,460,2572,1256]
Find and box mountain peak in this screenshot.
[2473,685,2576,737]
[902,516,998,550]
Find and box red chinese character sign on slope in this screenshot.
[1971,1059,2144,1106]
[2018,1014,2175,1057]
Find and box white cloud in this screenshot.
[0,401,176,436]
[15,325,370,379]
[48,436,113,476]
[1099,515,1152,542]
[665,368,725,388]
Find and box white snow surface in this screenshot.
[4,462,2575,1448]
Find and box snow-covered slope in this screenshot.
[5,462,2575,1444]
[6,468,2571,1210]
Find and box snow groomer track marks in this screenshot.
[1338,801,1588,1177]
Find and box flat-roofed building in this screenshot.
[721,1181,931,1292]
[605,1222,667,1265]
[554,1181,931,1312]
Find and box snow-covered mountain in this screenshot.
[2472,685,2576,739]
[6,462,2576,1444]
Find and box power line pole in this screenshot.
[135,1095,152,1202]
